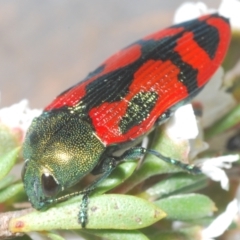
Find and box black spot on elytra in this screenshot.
[139,37,199,94]
[119,91,158,134]
[86,65,105,79]
[57,65,105,98]
[192,22,219,59]
[172,14,220,59]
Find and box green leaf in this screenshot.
[0,182,24,203]
[94,161,137,195]
[81,229,149,240]
[155,193,216,221]
[0,125,19,156]
[139,173,208,201]
[205,104,240,139]
[0,175,15,190]
[223,31,240,72]
[45,232,66,240]
[10,194,166,232]
[150,226,202,240]
[0,147,20,180]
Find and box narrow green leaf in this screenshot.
[0,125,19,156]
[0,147,20,180]
[0,182,24,203]
[150,226,202,240]
[94,161,137,195]
[10,194,166,232]
[223,31,240,71]
[205,104,240,139]
[45,232,66,240]
[81,229,149,240]
[155,194,216,221]
[0,175,15,190]
[139,173,208,201]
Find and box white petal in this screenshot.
[200,155,239,190]
[174,2,214,24]
[202,164,229,190]
[0,99,41,135]
[219,0,240,30]
[189,110,209,159]
[194,67,236,128]
[202,199,238,239]
[166,104,198,140]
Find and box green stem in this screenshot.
[205,104,240,140]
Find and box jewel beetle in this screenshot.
[22,13,231,227]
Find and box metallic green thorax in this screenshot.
[22,110,105,209]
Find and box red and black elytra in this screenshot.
[45,13,230,144]
[22,13,231,227]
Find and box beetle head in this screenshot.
[22,110,105,209]
[21,159,62,209]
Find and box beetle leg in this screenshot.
[155,109,172,126]
[79,156,117,227]
[117,146,201,174]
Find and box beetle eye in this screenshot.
[41,173,60,197]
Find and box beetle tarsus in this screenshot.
[79,193,89,228]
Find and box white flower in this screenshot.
[166,104,198,140]
[0,99,41,141]
[165,103,209,161]
[202,199,239,239]
[173,2,214,24]
[174,0,240,30]
[194,68,236,128]
[200,154,239,190]
[219,0,240,30]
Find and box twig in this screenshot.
[0,208,32,239]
